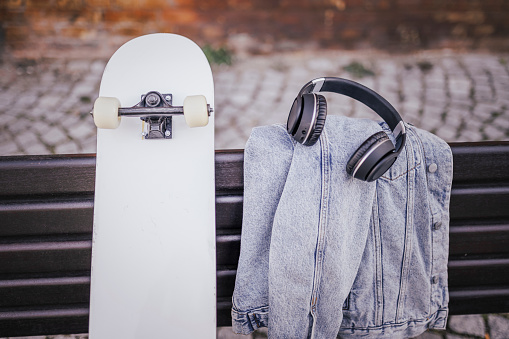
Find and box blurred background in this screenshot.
[1,1,509,338]
[1,0,508,154]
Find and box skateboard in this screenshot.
[89,33,216,338]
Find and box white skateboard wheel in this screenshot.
[93,97,121,129]
[183,95,209,127]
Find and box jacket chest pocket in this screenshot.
[379,134,421,182]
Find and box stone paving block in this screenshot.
[50,82,75,96]
[215,70,238,86]
[412,330,444,339]
[14,130,39,154]
[0,139,21,155]
[40,126,69,146]
[475,87,496,104]
[14,93,40,110]
[0,83,27,109]
[32,119,52,136]
[23,140,50,155]
[55,141,80,154]
[482,124,507,140]
[68,121,95,141]
[37,94,62,111]
[217,327,253,338]
[488,314,509,339]
[216,129,247,150]
[230,91,255,108]
[0,111,19,127]
[448,314,485,337]
[426,88,447,103]
[493,116,509,131]
[79,136,97,154]
[435,125,458,142]
[446,334,470,339]
[71,82,99,99]
[8,116,33,135]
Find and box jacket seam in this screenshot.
[379,162,421,181]
[372,192,384,326]
[395,133,416,322]
[338,310,446,331]
[309,129,331,335]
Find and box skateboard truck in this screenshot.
[92,91,213,139]
[138,92,176,139]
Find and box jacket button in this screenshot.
[434,221,442,230]
[432,276,439,284]
[428,163,438,173]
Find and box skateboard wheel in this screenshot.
[183,95,209,127]
[93,97,121,129]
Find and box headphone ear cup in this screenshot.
[346,131,395,180]
[304,94,327,146]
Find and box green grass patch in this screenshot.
[202,45,233,66]
[343,61,375,78]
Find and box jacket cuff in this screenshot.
[231,305,269,335]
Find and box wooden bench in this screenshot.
[0,141,508,337]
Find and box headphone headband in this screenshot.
[299,77,406,152]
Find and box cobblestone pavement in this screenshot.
[1,49,508,156]
[1,49,509,339]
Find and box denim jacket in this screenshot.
[232,116,452,338]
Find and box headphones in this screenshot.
[287,77,407,182]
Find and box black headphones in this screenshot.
[287,77,407,182]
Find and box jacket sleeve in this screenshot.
[231,124,295,335]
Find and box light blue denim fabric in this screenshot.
[232,116,452,339]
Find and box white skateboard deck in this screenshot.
[89,34,216,338]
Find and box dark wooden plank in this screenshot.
[217,234,241,267]
[0,198,94,237]
[217,299,233,327]
[450,141,509,185]
[0,276,90,308]
[217,269,236,299]
[448,258,509,287]
[450,186,509,221]
[216,195,243,231]
[0,307,89,338]
[215,150,244,193]
[0,155,96,197]
[449,286,509,315]
[0,240,91,275]
[449,224,509,256]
